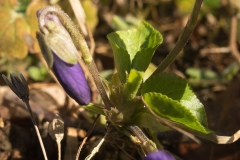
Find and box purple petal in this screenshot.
[52,53,91,105]
[144,150,175,160]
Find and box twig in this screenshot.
[75,114,100,160]
[57,141,61,160]
[229,14,240,65]
[151,0,203,76]
[68,0,88,36]
[85,124,110,160]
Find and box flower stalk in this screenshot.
[151,0,203,76]
[2,73,48,160]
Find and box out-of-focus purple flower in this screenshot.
[52,53,91,105]
[36,6,91,105]
[143,150,175,160]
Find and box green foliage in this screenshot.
[28,64,48,81]
[105,21,215,136]
[186,67,218,81]
[186,63,239,86]
[15,0,32,13]
[143,92,211,134]
[123,69,143,100]
[107,21,162,82]
[204,0,221,8]
[142,73,208,127]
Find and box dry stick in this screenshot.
[24,100,48,160]
[209,13,240,160]
[75,114,100,160]
[57,141,61,160]
[229,14,240,65]
[85,125,110,160]
[151,0,203,76]
[68,0,87,36]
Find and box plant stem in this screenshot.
[126,125,157,154]
[148,129,163,150]
[34,125,48,160]
[57,141,61,160]
[24,100,48,160]
[83,59,112,110]
[151,0,203,76]
[73,22,112,110]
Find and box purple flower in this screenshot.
[144,150,175,160]
[36,6,91,105]
[52,53,91,105]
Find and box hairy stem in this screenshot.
[151,0,203,76]
[126,125,157,154]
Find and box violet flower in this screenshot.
[36,6,91,105]
[52,53,91,105]
[144,150,175,160]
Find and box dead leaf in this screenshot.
[25,0,49,53]
[0,1,30,59]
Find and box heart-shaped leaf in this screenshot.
[107,21,162,82]
[142,73,208,126]
[143,92,211,134]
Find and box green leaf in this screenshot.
[15,0,32,13]
[107,21,162,82]
[186,67,218,80]
[83,103,105,115]
[204,0,221,9]
[143,92,211,134]
[28,65,48,81]
[131,108,170,132]
[123,69,143,99]
[108,42,131,82]
[111,15,140,31]
[142,73,208,126]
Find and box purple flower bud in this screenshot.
[52,53,91,105]
[144,150,175,160]
[36,6,91,105]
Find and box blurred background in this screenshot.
[0,0,240,159]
